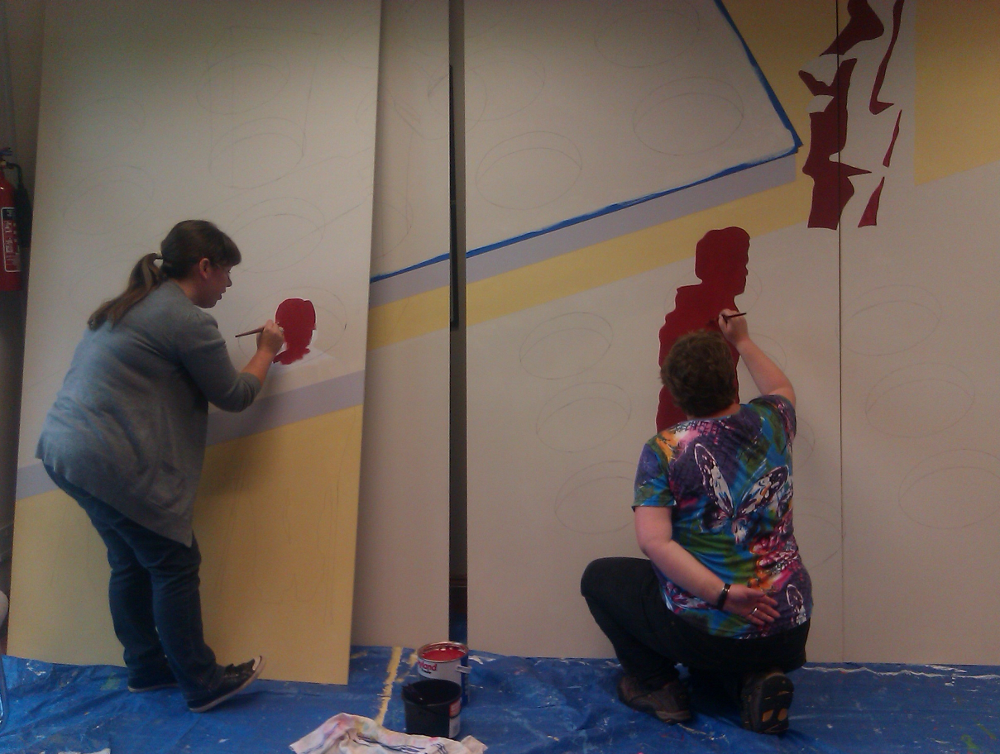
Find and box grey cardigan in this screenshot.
[37,281,261,545]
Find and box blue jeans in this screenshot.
[45,466,223,699]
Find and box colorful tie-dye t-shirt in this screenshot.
[633,395,812,638]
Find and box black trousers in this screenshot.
[582,557,809,689]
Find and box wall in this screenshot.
[3,0,1000,668]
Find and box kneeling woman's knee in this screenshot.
[581,557,615,598]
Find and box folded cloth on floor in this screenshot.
[290,713,486,754]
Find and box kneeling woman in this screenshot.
[582,310,811,734]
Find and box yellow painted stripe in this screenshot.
[367,286,450,352]
[375,645,403,726]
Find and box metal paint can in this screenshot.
[416,641,469,706]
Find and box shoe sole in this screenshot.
[189,657,266,713]
[743,673,794,734]
[617,683,692,724]
[128,682,178,693]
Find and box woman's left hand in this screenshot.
[724,585,780,627]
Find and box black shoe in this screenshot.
[187,656,266,713]
[740,668,794,734]
[617,674,692,724]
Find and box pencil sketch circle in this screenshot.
[476,132,582,210]
[749,333,787,370]
[519,313,613,380]
[865,363,974,438]
[843,286,941,355]
[468,47,545,122]
[792,498,840,570]
[231,198,325,273]
[555,461,635,534]
[237,286,348,360]
[536,382,631,453]
[372,200,413,260]
[197,50,290,114]
[357,85,379,127]
[793,416,816,467]
[340,23,380,69]
[59,97,145,160]
[70,242,147,316]
[64,166,154,235]
[633,78,744,155]
[898,450,1000,529]
[209,119,304,189]
[595,0,699,68]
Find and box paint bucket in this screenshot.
[402,679,462,739]
[416,641,470,706]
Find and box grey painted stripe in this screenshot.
[16,462,55,501]
[205,369,366,446]
[466,155,796,285]
[368,258,449,307]
[16,369,367,501]
[366,155,795,307]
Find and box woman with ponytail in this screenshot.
[36,220,285,713]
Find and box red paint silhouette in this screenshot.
[656,227,750,432]
[273,298,316,365]
[883,111,902,167]
[800,58,870,229]
[870,0,906,115]
[801,0,904,229]
[823,0,883,56]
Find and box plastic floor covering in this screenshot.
[2,648,999,754]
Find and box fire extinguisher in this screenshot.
[0,149,22,292]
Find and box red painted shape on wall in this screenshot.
[656,227,750,432]
[870,0,906,114]
[800,58,871,229]
[823,0,884,56]
[883,111,902,167]
[273,298,317,365]
[859,177,885,227]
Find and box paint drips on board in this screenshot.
[274,297,317,365]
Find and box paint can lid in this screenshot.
[418,641,468,662]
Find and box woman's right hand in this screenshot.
[724,584,780,628]
[256,319,285,355]
[718,309,749,346]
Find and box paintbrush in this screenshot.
[706,311,747,327]
[234,326,264,338]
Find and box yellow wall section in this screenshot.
[367,285,450,351]
[9,405,363,685]
[366,1,837,340]
[915,0,1000,184]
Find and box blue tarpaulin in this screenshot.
[2,649,999,753]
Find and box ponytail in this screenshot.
[88,253,165,330]
[87,220,241,330]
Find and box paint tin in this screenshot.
[416,641,470,706]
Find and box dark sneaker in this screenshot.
[740,668,794,734]
[128,678,178,693]
[617,674,692,724]
[187,656,266,713]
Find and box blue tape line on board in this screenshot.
[713,0,803,150]
[369,3,801,285]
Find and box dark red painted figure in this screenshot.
[273,298,316,365]
[656,227,750,432]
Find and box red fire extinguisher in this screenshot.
[0,153,21,292]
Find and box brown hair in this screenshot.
[661,330,738,418]
[88,220,241,329]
